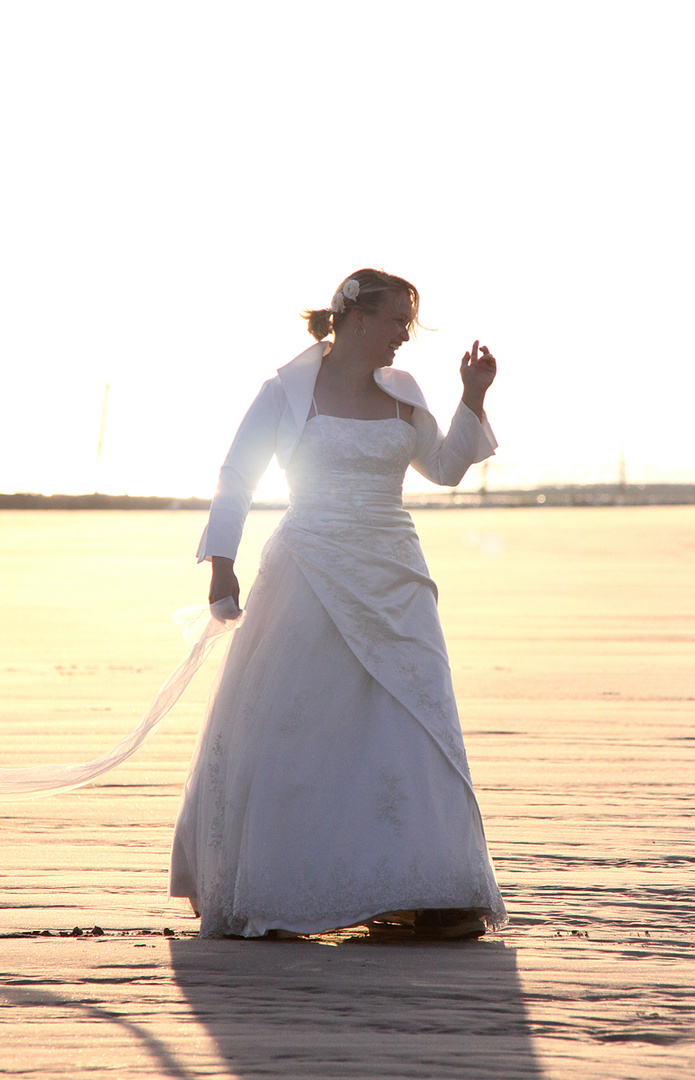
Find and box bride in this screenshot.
[169,268,508,939]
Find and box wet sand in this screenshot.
[1,507,693,1077]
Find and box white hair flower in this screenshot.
[331,278,360,314]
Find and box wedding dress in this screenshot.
[169,402,508,937]
[0,341,507,937]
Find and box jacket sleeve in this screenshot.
[197,378,284,563]
[410,399,498,487]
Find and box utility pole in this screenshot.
[96,383,110,491]
[618,440,626,490]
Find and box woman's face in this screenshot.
[361,291,412,366]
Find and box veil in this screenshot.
[0,598,243,800]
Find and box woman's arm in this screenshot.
[411,341,498,487]
[198,378,284,601]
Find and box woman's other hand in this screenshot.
[461,340,497,420]
[210,556,240,607]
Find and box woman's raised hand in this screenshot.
[460,340,497,420]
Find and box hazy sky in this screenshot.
[1,0,693,498]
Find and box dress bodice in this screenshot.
[286,415,417,507]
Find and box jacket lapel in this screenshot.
[275,342,327,466]
[274,341,435,466]
[375,367,431,412]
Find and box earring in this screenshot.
[354,327,366,339]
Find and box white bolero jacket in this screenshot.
[198,341,498,562]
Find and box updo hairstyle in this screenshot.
[302,268,420,342]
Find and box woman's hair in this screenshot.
[302,268,420,341]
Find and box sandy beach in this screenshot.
[1,507,693,1078]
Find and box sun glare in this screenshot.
[1,1,693,498]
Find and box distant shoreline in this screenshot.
[1,484,694,511]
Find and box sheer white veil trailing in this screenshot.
[0,598,243,801]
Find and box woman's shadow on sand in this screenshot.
[168,927,544,1078]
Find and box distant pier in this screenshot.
[1,483,694,511]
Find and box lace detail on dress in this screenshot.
[376,768,409,836]
[287,415,415,505]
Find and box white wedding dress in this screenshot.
[169,409,507,938]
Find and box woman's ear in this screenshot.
[349,307,366,335]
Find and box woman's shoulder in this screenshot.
[248,373,285,408]
[276,341,328,380]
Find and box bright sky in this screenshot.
[1,0,693,498]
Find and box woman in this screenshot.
[169,269,507,939]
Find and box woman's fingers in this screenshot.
[209,570,240,607]
[463,341,482,365]
[463,341,496,375]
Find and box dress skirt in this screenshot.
[169,523,507,938]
